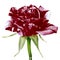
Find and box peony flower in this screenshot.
[6,5,58,36]
[4,5,58,60]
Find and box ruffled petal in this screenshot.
[36,25,58,35]
[39,6,48,18]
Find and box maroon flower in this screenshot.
[6,5,58,36]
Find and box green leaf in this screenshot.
[39,34,46,43]
[27,37,32,60]
[2,33,17,38]
[30,35,43,57]
[14,36,26,57]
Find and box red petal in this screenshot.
[5,27,12,31]
[10,7,17,14]
[39,6,48,11]
[39,6,48,18]
[37,25,58,35]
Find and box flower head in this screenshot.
[6,5,58,36]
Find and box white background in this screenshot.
[0,0,60,60]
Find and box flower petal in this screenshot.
[39,6,48,18]
[36,25,58,35]
[39,6,48,12]
[5,27,12,31]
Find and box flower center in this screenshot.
[19,5,40,19]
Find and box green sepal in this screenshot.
[39,34,46,43]
[14,36,26,57]
[2,33,17,38]
[30,35,38,48]
[30,35,43,57]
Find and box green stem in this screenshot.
[27,37,32,60]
